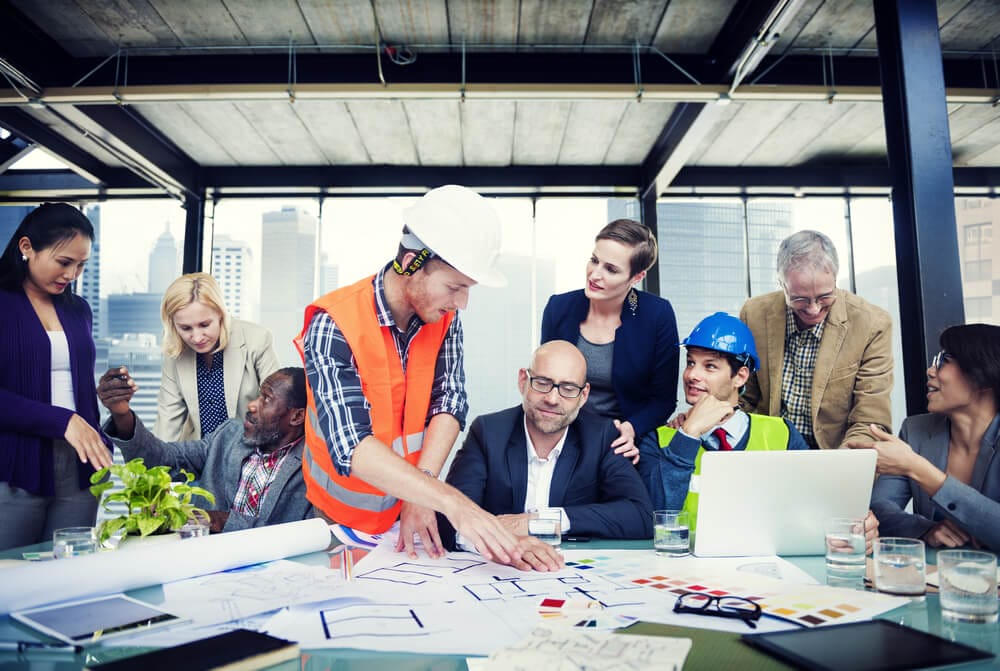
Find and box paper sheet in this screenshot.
[262,547,906,654]
[0,518,333,613]
[158,559,345,625]
[482,626,692,671]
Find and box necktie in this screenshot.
[713,427,733,451]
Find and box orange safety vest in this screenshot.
[296,274,452,533]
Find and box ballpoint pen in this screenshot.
[0,641,83,653]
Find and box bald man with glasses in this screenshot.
[437,340,653,554]
[739,230,894,450]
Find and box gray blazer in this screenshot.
[870,413,1000,551]
[156,319,279,441]
[106,416,313,532]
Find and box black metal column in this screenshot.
[874,0,964,416]
[182,192,205,274]
[639,188,661,296]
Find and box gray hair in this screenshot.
[776,230,839,283]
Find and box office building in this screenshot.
[82,205,102,338]
[212,234,254,321]
[260,206,318,364]
[106,333,162,429]
[107,293,163,339]
[319,254,339,296]
[148,223,179,294]
[955,198,998,324]
[0,204,31,248]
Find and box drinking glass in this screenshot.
[52,526,97,558]
[527,509,562,547]
[653,510,690,557]
[178,510,211,539]
[938,549,999,623]
[825,517,866,588]
[874,537,926,599]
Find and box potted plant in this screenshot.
[90,457,216,544]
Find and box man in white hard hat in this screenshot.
[297,185,559,571]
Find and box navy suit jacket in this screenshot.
[439,406,653,550]
[541,288,679,437]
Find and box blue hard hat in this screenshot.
[682,312,759,372]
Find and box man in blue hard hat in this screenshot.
[637,312,812,529]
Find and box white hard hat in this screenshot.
[401,185,506,287]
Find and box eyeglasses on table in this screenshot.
[672,592,762,629]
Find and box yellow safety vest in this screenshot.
[656,414,790,533]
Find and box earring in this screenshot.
[21,254,27,262]
[628,288,638,317]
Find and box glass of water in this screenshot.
[874,537,926,599]
[653,510,690,557]
[178,510,211,539]
[52,526,97,559]
[825,517,867,588]
[527,508,562,548]
[937,549,998,623]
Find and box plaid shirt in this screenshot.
[233,437,300,517]
[780,308,825,449]
[301,264,468,477]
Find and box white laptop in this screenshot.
[692,449,877,557]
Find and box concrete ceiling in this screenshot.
[1,0,999,201]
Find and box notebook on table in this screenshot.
[693,449,877,557]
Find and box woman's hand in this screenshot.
[63,414,112,471]
[923,519,974,548]
[611,420,639,464]
[847,424,918,477]
[848,424,948,499]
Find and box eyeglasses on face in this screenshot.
[673,592,762,629]
[931,350,952,370]
[525,371,585,399]
[786,293,837,309]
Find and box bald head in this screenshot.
[530,340,588,382]
[519,341,590,451]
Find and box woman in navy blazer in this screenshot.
[0,204,113,550]
[541,219,679,463]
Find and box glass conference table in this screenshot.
[1,538,998,670]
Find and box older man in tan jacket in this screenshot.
[739,230,893,450]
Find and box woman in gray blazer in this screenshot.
[156,273,279,440]
[854,323,1000,551]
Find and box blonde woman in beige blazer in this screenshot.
[156,273,279,441]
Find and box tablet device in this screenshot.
[11,594,185,647]
[694,449,876,556]
[742,619,994,671]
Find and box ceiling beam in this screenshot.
[639,0,795,201]
[4,165,996,202]
[0,108,120,184]
[0,133,32,172]
[75,104,201,196]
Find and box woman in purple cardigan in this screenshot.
[0,204,113,550]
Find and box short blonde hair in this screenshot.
[161,272,231,359]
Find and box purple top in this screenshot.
[0,288,110,496]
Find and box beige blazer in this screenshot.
[155,319,280,441]
[738,289,894,450]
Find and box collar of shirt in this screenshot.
[522,415,568,513]
[784,306,826,341]
[699,409,749,450]
[250,435,303,460]
[375,263,426,333]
